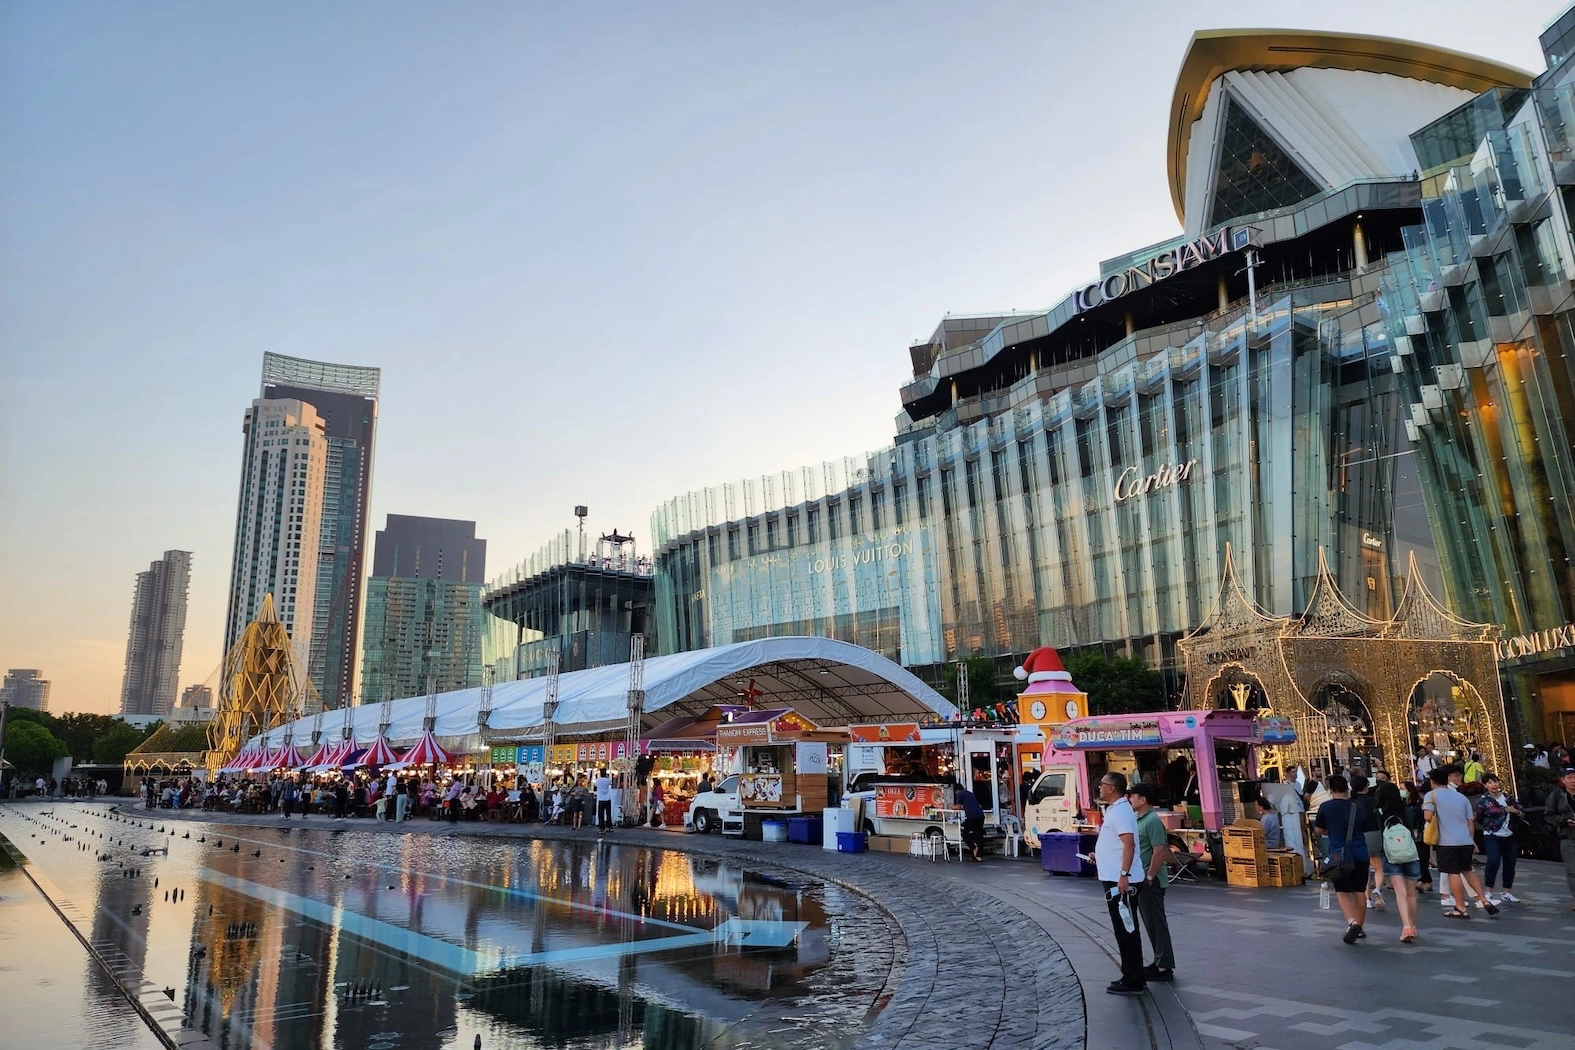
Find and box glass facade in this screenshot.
[1380,66,1575,740]
[1209,96,1325,227]
[654,291,1426,687]
[359,576,487,703]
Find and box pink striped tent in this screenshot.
[393,730,453,769]
[309,736,359,772]
[220,744,265,774]
[299,740,335,770]
[358,735,400,768]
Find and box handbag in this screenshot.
[1422,791,1440,846]
[1319,802,1359,882]
[1382,815,1418,864]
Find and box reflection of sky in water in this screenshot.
[0,806,897,1050]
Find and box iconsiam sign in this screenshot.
[1073,227,1258,313]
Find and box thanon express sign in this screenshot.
[1075,226,1258,313]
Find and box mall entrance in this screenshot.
[1178,548,1514,787]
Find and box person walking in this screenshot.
[1087,772,1146,995]
[594,768,614,833]
[1404,782,1433,893]
[1351,773,1386,912]
[1475,773,1522,903]
[281,779,298,819]
[1424,767,1497,918]
[395,780,410,822]
[954,780,986,862]
[1314,774,1370,944]
[648,778,665,827]
[1544,766,1575,910]
[1374,778,1420,942]
[1128,784,1175,982]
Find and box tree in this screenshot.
[55,713,122,762]
[92,720,148,765]
[5,721,70,776]
[943,655,1003,711]
[1062,652,1166,715]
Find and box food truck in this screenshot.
[1022,710,1296,848]
[843,722,1020,843]
[710,715,846,837]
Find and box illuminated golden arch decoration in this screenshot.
[1178,546,1513,788]
[208,594,319,774]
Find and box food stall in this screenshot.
[1023,710,1296,857]
[843,723,1021,847]
[713,713,845,834]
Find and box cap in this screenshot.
[1522,743,1538,749]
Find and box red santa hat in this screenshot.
[1014,646,1073,686]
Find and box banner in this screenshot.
[1052,717,1162,750]
[874,783,946,818]
[490,746,519,765]
[849,723,922,743]
[796,742,828,774]
[521,744,545,766]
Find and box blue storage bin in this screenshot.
[788,817,823,844]
[836,831,867,853]
[1040,831,1083,875]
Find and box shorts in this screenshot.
[1382,858,1422,880]
[1434,844,1474,874]
[1328,865,1369,894]
[1363,830,1384,857]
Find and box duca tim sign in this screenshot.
[1075,226,1258,313]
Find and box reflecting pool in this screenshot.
[0,804,900,1050]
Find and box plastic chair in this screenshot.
[1000,814,1024,858]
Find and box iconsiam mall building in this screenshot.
[652,21,1575,755]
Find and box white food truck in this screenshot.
[842,723,1021,844]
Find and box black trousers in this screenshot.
[597,800,613,829]
[1102,881,1146,987]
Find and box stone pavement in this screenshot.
[36,800,1575,1050]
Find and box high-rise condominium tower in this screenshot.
[360,515,488,703]
[119,550,192,716]
[223,353,380,710]
[223,398,329,683]
[0,669,50,712]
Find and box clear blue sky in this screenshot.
[0,1,1556,714]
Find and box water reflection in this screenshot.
[0,807,896,1050]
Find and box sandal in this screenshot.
[1442,908,1470,919]
[1400,926,1416,943]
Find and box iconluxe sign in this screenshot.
[1075,226,1257,313]
[1497,622,1575,661]
[1112,460,1197,504]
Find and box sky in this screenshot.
[0,1,1558,715]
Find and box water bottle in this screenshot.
[1118,892,1136,932]
[1319,881,1332,910]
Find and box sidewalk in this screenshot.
[56,801,1575,1050]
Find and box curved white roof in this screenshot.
[255,637,956,750]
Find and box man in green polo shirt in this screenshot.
[1128,783,1175,981]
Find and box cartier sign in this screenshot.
[1075,226,1257,313]
[1113,460,1197,503]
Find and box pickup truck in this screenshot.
[687,774,743,835]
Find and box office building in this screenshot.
[1,669,51,712]
[360,515,489,702]
[119,550,192,717]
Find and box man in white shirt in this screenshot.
[1414,745,1439,788]
[593,768,615,833]
[1087,771,1147,995]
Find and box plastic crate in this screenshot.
[836,831,868,853]
[788,817,824,845]
[762,821,789,842]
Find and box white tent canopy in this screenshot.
[250,637,957,751]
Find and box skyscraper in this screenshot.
[223,353,380,710]
[223,398,329,682]
[1,669,51,712]
[119,550,192,717]
[360,515,487,703]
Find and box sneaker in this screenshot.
[1142,965,1174,982]
[1440,895,1457,909]
[1106,980,1146,995]
[1500,892,1520,903]
[1343,923,1362,944]
[1369,891,1386,910]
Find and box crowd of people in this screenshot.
[135,766,673,832]
[8,774,108,799]
[1087,746,1575,995]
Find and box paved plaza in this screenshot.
[6,798,1568,1050]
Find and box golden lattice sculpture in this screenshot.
[1177,546,1514,791]
[207,594,319,773]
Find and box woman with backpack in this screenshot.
[1375,779,1420,942]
